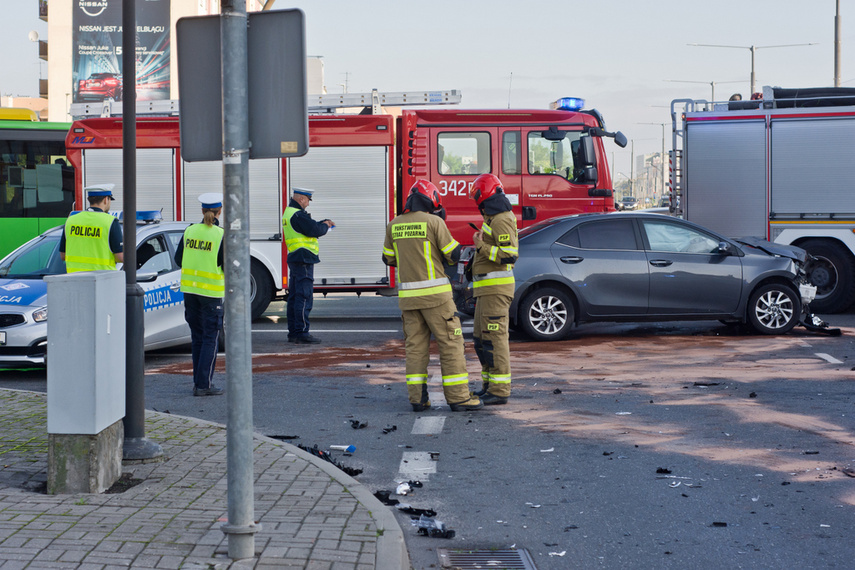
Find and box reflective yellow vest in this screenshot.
[282,206,319,256]
[180,223,225,298]
[64,211,118,273]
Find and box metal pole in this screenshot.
[835,0,842,87]
[750,45,756,96]
[122,0,162,462]
[219,0,258,560]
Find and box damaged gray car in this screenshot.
[503,212,824,341]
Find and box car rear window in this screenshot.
[566,219,638,250]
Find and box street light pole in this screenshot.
[689,42,817,95]
[835,0,842,87]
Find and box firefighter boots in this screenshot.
[449,395,484,412]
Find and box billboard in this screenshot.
[72,0,171,104]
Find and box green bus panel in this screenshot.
[0,217,65,260]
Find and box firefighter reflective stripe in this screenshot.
[180,224,224,298]
[442,373,469,386]
[482,223,493,236]
[407,374,428,385]
[282,206,319,255]
[399,277,450,290]
[441,239,460,255]
[473,269,515,288]
[399,282,452,298]
[489,373,512,384]
[64,211,117,272]
[488,245,500,262]
[424,241,436,279]
[383,246,395,257]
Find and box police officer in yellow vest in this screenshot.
[383,180,483,412]
[175,193,225,396]
[59,184,123,272]
[282,187,334,344]
[469,173,519,405]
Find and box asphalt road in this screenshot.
[3,297,855,569]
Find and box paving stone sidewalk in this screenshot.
[0,389,408,569]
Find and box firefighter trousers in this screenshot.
[473,293,513,398]
[401,298,471,406]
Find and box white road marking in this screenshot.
[412,416,446,435]
[398,451,437,480]
[816,352,843,364]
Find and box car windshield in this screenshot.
[0,235,65,279]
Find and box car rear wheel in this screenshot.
[747,283,800,335]
[519,287,575,341]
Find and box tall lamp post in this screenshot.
[688,42,817,95]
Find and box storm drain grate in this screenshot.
[437,548,537,569]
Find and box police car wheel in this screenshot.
[250,259,274,321]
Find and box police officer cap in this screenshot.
[293,187,314,201]
[198,193,223,209]
[86,184,115,200]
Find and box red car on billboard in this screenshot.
[77,72,122,101]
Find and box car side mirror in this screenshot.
[717,241,730,255]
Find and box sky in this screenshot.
[2,0,851,176]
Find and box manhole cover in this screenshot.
[437,548,537,569]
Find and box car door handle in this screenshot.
[649,259,673,267]
[560,256,584,264]
[170,283,180,291]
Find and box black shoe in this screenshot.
[473,382,489,397]
[294,334,321,344]
[194,385,224,397]
[287,337,297,343]
[412,401,431,412]
[449,396,484,412]
[481,393,508,405]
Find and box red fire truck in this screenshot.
[65,95,626,319]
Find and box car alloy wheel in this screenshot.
[748,283,800,335]
[520,286,575,341]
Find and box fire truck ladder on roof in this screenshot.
[309,89,462,114]
[69,89,462,119]
[669,98,694,215]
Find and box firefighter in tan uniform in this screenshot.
[383,180,483,412]
[469,174,519,405]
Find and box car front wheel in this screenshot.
[519,287,575,341]
[747,283,800,335]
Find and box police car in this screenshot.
[0,212,192,367]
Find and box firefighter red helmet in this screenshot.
[469,173,502,206]
[410,179,442,209]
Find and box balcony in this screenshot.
[39,40,47,61]
[39,79,48,99]
[39,0,47,22]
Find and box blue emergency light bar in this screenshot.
[550,97,585,111]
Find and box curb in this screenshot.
[147,409,411,570]
[258,435,411,570]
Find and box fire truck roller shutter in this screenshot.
[684,120,766,239]
[82,148,176,220]
[287,146,390,287]
[182,159,282,239]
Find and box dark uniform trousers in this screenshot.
[184,293,223,390]
[287,261,315,338]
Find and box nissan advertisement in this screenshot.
[73,0,171,103]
